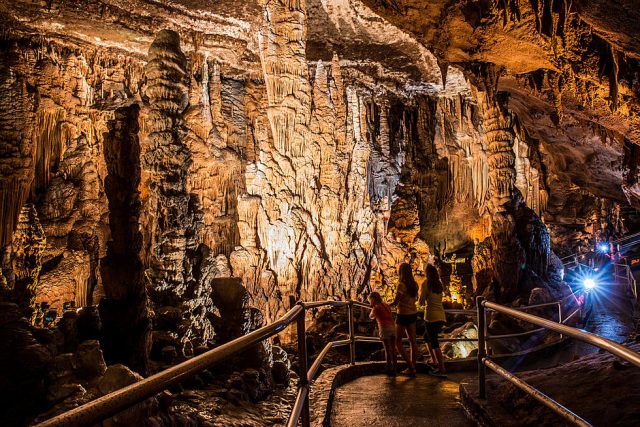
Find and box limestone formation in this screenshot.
[0,4,637,422]
[143,29,191,296]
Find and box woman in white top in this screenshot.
[419,264,447,374]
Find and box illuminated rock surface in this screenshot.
[0,0,638,425]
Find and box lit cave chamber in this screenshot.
[1,1,639,426]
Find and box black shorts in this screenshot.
[395,313,417,326]
[424,321,445,348]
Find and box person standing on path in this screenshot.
[392,263,419,376]
[420,264,447,374]
[368,291,397,376]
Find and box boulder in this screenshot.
[441,321,478,359]
[75,340,107,378]
[151,330,179,360]
[32,326,64,356]
[528,287,552,305]
[271,360,290,386]
[46,383,86,404]
[155,306,184,332]
[240,369,262,402]
[0,303,52,425]
[161,346,178,364]
[58,310,79,353]
[76,306,102,342]
[97,364,143,395]
[271,345,290,369]
[48,353,77,381]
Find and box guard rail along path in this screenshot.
[35,297,640,427]
[476,296,640,427]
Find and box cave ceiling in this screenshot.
[3,0,639,209]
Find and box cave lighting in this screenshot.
[583,278,597,289]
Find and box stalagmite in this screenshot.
[0,2,638,425]
[11,203,46,323]
[143,29,191,293]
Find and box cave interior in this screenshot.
[1,0,640,425]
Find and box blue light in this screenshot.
[583,278,596,289]
[598,243,609,253]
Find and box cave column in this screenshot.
[257,0,312,302]
[99,104,149,374]
[143,30,191,295]
[479,87,523,301]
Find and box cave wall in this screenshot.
[0,34,552,334]
[0,38,143,316]
[0,0,637,358]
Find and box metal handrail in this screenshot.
[483,300,640,366]
[35,304,305,427]
[483,359,591,427]
[38,294,597,427]
[615,231,640,244]
[477,296,640,427]
[613,262,638,301]
[303,300,349,309]
[36,299,370,427]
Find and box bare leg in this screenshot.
[395,324,411,368]
[435,347,446,373]
[425,343,436,364]
[382,339,392,370]
[407,322,418,370]
[391,337,397,370]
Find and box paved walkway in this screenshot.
[514,278,636,371]
[330,374,474,426]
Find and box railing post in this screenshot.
[348,300,356,365]
[477,296,486,399]
[557,302,563,338]
[296,306,310,427]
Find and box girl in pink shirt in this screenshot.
[369,291,397,376]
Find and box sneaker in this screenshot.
[400,368,416,377]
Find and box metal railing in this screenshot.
[36,294,590,427]
[476,296,640,427]
[35,299,372,427]
[613,262,638,301]
[560,232,640,270]
[35,304,307,427]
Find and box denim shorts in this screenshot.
[395,313,417,326]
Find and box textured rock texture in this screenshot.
[0,0,638,390]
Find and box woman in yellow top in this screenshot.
[419,264,447,374]
[391,263,419,376]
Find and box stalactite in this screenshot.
[609,44,619,112]
[33,109,67,194]
[484,106,516,213]
[0,179,29,249]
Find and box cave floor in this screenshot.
[516,283,637,372]
[330,373,474,426]
[575,283,636,347]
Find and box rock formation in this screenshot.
[0,3,638,422]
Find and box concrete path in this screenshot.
[330,373,474,426]
[514,280,636,371]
